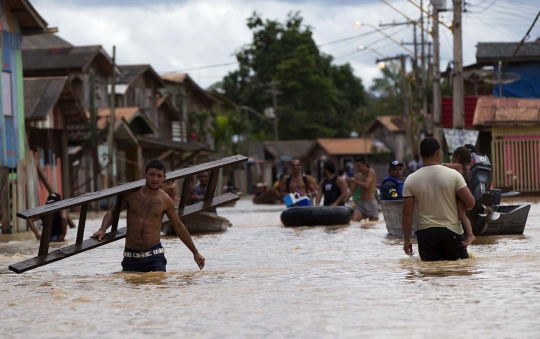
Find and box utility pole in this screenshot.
[432,5,443,144]
[265,81,282,141]
[107,46,116,208]
[453,0,464,128]
[89,70,99,210]
[420,0,428,136]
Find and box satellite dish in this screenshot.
[483,72,521,85]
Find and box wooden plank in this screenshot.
[76,203,88,244]
[38,214,53,255]
[1,167,11,233]
[111,194,124,232]
[17,155,248,220]
[9,228,128,274]
[8,192,239,274]
[205,169,219,201]
[178,176,192,215]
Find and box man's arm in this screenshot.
[456,186,475,210]
[308,176,318,197]
[343,181,358,202]
[315,180,324,205]
[350,171,375,190]
[443,162,463,174]
[164,199,205,270]
[332,177,349,206]
[90,197,128,241]
[402,197,415,255]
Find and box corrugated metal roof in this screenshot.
[473,96,540,127]
[98,107,157,135]
[22,45,113,74]
[24,77,68,120]
[22,34,72,49]
[317,138,390,155]
[476,42,540,62]
[118,65,148,84]
[262,140,315,159]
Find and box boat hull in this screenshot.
[381,200,530,237]
[162,212,230,235]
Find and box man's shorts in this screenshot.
[416,227,469,261]
[355,199,379,219]
[121,243,167,272]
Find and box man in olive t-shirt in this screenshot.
[402,137,475,261]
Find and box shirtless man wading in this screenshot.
[345,156,379,222]
[279,158,318,197]
[91,160,205,272]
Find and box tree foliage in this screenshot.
[217,12,367,140]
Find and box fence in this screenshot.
[491,138,540,192]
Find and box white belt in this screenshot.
[123,248,165,258]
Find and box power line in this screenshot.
[504,10,540,67]
[159,61,238,74]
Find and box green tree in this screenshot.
[217,12,367,140]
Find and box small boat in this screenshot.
[162,212,231,235]
[381,198,530,237]
[281,206,351,227]
[380,200,419,238]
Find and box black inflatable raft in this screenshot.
[281,206,352,227]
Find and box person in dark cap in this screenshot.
[27,193,67,242]
[380,160,405,200]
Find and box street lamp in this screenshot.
[353,21,419,59]
[240,105,279,140]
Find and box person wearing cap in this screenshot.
[380,161,405,200]
[27,193,68,242]
[402,137,475,261]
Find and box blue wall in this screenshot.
[493,62,540,99]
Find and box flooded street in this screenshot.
[1,197,540,338]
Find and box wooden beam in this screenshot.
[9,192,239,274]
[38,214,53,255]
[173,149,202,170]
[111,194,124,232]
[156,149,174,161]
[0,167,10,234]
[76,203,88,244]
[178,176,192,215]
[205,169,219,201]
[17,155,248,221]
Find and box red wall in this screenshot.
[441,96,478,128]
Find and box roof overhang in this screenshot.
[11,0,52,35]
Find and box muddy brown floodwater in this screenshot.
[1,197,540,338]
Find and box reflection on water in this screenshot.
[0,198,539,338]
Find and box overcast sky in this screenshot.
[32,0,540,90]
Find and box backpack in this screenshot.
[286,174,310,193]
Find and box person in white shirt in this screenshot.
[407,154,423,173]
[402,138,475,261]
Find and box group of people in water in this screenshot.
[27,136,481,273]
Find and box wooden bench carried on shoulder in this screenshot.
[9,155,248,274]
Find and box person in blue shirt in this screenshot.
[380,161,404,200]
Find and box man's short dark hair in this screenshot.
[452,146,471,166]
[145,160,166,173]
[323,161,336,174]
[354,156,366,164]
[419,137,440,159]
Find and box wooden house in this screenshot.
[473,96,540,193]
[0,0,53,233]
[365,115,407,163]
[303,138,392,183]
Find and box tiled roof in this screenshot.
[22,34,72,49]
[262,140,315,159]
[473,96,540,127]
[476,42,540,62]
[24,77,68,120]
[366,115,406,133]
[316,138,390,155]
[98,107,157,134]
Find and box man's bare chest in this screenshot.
[127,195,164,218]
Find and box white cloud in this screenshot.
[33,0,540,89]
